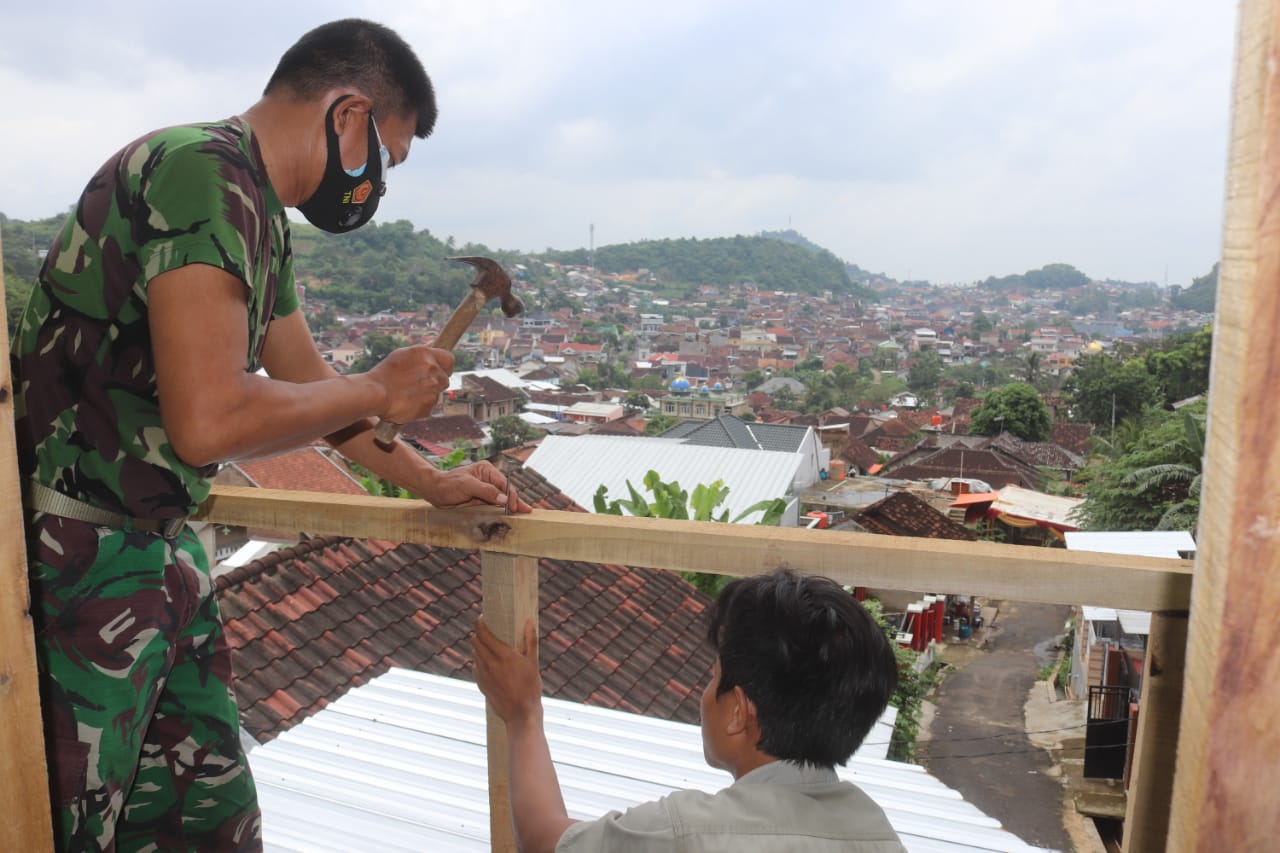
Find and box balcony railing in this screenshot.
[198,486,1188,852]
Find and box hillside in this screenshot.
[1171,263,1217,313]
[539,233,876,300]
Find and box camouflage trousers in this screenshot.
[27,514,261,852]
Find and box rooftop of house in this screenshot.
[216,445,368,496]
[851,491,979,541]
[214,467,715,742]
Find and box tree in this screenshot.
[1074,405,1206,532]
[1145,325,1212,406]
[970,382,1052,441]
[349,333,405,373]
[1066,353,1161,428]
[452,349,478,371]
[621,392,651,416]
[739,369,765,390]
[907,349,944,398]
[489,415,538,452]
[971,310,993,334]
[643,414,679,435]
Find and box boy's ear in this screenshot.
[727,685,757,736]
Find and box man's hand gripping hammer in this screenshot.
[372,256,524,447]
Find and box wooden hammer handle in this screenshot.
[371,287,488,447]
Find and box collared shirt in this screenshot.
[556,760,907,852]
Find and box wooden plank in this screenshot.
[480,552,539,853]
[0,231,55,850]
[197,486,1193,611]
[1121,611,1187,853]
[1170,0,1280,848]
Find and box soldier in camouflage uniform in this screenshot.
[12,19,526,852]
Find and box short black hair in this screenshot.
[707,569,898,768]
[265,18,438,138]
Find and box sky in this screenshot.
[1,1,1238,285]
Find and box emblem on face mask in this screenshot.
[352,180,373,204]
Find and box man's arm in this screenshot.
[150,264,529,510]
[473,617,578,853]
[257,308,529,509]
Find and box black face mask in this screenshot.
[298,96,385,233]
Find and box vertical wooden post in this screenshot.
[1170,0,1280,848]
[1121,611,1187,853]
[0,231,55,850]
[481,551,539,853]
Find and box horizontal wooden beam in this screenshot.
[198,486,1191,611]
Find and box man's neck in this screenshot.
[239,96,323,208]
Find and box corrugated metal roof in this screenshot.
[526,435,800,522]
[1063,531,1195,559]
[1067,533,1194,636]
[250,669,1051,853]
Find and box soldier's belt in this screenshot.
[25,480,190,540]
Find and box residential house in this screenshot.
[439,374,523,423]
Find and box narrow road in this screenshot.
[922,601,1073,852]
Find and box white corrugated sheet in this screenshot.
[526,435,802,522]
[250,669,1051,853]
[1067,532,1195,637]
[1063,531,1195,560]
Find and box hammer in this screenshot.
[372,255,524,446]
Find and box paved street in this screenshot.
[922,601,1075,852]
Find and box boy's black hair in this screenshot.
[265,18,437,138]
[707,568,898,768]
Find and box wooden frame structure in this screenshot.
[2,2,1277,849]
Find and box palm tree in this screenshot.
[1119,411,1205,531]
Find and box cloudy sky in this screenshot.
[1,1,1237,285]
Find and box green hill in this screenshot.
[539,232,875,300]
[1171,263,1217,313]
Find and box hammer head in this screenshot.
[448,255,524,317]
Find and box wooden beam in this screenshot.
[481,552,539,853]
[1121,611,1187,853]
[0,231,55,851]
[197,486,1193,611]
[1170,0,1280,847]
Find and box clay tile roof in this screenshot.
[853,491,979,541]
[841,435,881,472]
[216,467,714,742]
[1049,422,1095,457]
[227,447,367,496]
[463,374,520,401]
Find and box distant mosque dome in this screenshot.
[1086,341,1104,353]
[699,385,710,395]
[671,378,692,393]
[713,382,725,391]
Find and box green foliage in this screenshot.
[1171,263,1218,313]
[981,262,1088,292]
[592,470,787,596]
[907,349,944,397]
[1074,403,1206,532]
[970,382,1052,441]
[2,214,65,336]
[453,349,478,371]
[643,414,679,435]
[1066,352,1161,427]
[861,599,940,763]
[540,233,867,298]
[349,333,406,373]
[1145,325,1212,406]
[489,415,538,452]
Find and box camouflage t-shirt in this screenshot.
[11,117,298,518]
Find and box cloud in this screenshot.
[1,0,1237,284]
